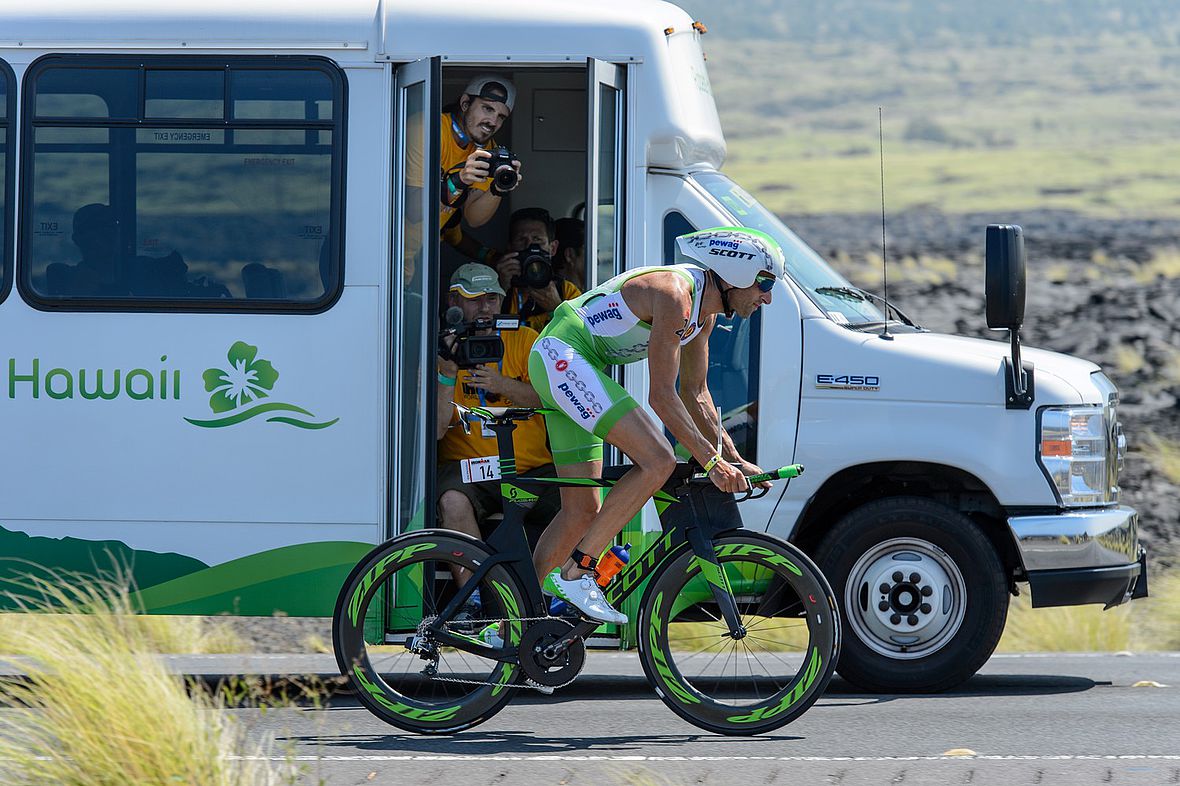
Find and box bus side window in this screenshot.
[21,56,344,310]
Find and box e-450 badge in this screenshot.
[815,374,880,391]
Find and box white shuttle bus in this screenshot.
[0,0,1146,691]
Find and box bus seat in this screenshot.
[242,263,287,298]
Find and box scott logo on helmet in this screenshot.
[708,248,756,260]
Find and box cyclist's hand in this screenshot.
[707,459,750,494]
[738,460,774,490]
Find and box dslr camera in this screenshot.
[439,310,521,369]
[514,243,554,290]
[484,146,520,192]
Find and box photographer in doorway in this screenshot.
[495,207,582,332]
[435,263,559,551]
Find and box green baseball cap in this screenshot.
[450,262,506,298]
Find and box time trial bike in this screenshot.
[333,403,839,735]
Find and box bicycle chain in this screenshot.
[416,613,585,692]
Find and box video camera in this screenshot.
[438,307,521,368]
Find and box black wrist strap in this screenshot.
[571,548,599,572]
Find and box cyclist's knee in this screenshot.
[560,487,600,521]
[639,443,677,480]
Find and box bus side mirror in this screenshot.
[985,224,1026,330]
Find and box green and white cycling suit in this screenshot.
[528,264,707,465]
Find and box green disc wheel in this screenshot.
[637,531,840,735]
[332,531,528,734]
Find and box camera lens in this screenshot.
[493,166,519,191]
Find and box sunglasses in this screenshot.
[754,275,776,293]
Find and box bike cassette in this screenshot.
[517,618,585,687]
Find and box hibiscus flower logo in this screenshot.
[203,341,279,413]
[185,341,338,430]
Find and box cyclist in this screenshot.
[528,227,786,624]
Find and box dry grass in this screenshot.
[1113,344,1147,376]
[667,618,812,653]
[1133,247,1180,283]
[1139,433,1180,485]
[0,612,247,655]
[998,568,1180,653]
[0,572,298,786]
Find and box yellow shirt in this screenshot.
[440,112,494,235]
[505,278,583,332]
[438,326,552,472]
[402,112,494,247]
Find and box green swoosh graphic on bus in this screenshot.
[184,401,337,429]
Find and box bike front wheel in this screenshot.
[332,531,528,734]
[637,531,840,735]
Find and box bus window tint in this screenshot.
[145,70,224,119]
[24,58,342,307]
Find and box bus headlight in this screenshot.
[1038,406,1112,506]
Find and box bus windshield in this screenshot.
[691,171,890,327]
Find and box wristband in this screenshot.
[703,453,722,474]
[437,371,457,387]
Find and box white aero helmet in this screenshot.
[673,227,786,288]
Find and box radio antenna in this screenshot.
[878,107,893,341]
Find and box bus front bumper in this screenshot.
[1007,505,1148,609]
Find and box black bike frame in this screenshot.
[423,415,747,660]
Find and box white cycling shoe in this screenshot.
[543,569,628,625]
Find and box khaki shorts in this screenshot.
[436,460,561,531]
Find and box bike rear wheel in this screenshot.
[637,531,840,735]
[332,531,528,734]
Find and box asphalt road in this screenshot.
[234,652,1180,786]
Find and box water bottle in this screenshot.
[595,543,631,588]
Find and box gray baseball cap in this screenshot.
[463,74,516,112]
[450,262,506,298]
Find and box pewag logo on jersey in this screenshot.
[585,300,624,327]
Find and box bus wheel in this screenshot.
[814,496,1008,693]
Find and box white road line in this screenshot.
[232,755,1180,763]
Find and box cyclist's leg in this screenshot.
[558,407,675,569]
[532,459,601,580]
[530,335,678,566]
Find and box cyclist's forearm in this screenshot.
[681,388,742,463]
[650,390,716,465]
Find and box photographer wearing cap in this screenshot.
[436,263,558,543]
[439,75,522,252]
[495,207,582,332]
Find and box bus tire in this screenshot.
[814,496,1008,693]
